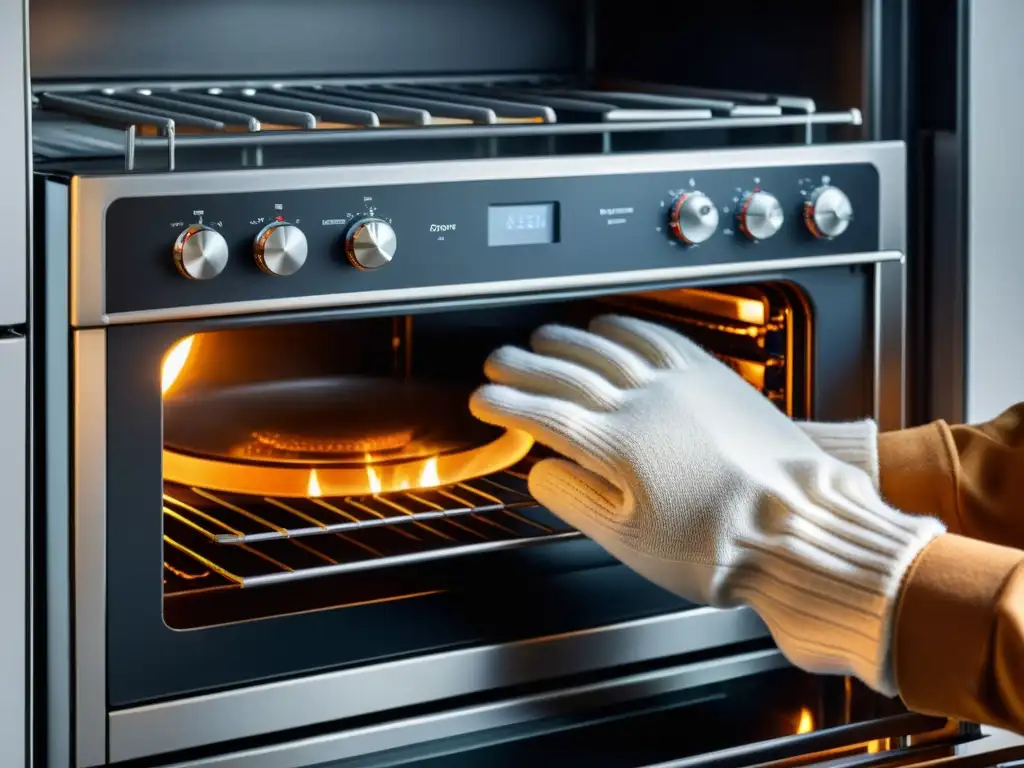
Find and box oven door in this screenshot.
[74,256,904,764]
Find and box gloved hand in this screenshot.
[796,420,879,488]
[469,315,944,696]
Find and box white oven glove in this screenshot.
[469,315,943,696]
[796,420,880,489]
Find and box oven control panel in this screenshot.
[103,162,880,316]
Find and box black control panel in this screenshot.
[105,163,880,315]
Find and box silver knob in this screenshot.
[804,185,853,239]
[173,224,229,280]
[345,218,397,270]
[737,191,785,241]
[668,191,719,245]
[254,221,308,276]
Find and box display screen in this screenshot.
[488,203,558,247]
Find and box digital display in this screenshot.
[488,203,558,247]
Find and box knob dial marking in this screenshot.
[173,224,229,280]
[668,191,719,245]
[737,190,785,241]
[345,218,397,270]
[804,185,853,239]
[254,221,308,276]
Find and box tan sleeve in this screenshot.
[878,403,1024,548]
[877,404,1024,729]
[894,535,1024,732]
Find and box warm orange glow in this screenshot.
[365,455,383,494]
[866,739,889,754]
[364,454,438,495]
[164,429,534,499]
[307,469,322,498]
[418,456,440,488]
[796,708,814,734]
[161,335,195,396]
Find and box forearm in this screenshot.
[894,535,1024,732]
[879,404,1024,549]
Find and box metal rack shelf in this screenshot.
[33,75,863,171]
[162,461,580,592]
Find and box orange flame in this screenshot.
[360,454,440,496]
[307,469,322,497]
[796,708,814,734]
[365,454,383,495]
[866,739,889,754]
[418,456,440,488]
[162,335,195,396]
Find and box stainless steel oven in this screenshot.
[27,1,1024,766]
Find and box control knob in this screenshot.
[254,221,308,276]
[173,224,229,280]
[803,185,853,239]
[668,191,719,245]
[345,217,397,270]
[736,190,785,241]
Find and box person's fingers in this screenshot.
[529,323,654,388]
[528,458,625,535]
[589,314,716,370]
[483,345,623,411]
[469,384,618,478]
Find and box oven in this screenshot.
[27,1,1024,767]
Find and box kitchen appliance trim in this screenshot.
[68,142,906,328]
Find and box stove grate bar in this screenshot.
[161,463,581,589]
[32,76,863,171]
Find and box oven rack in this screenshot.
[32,75,863,171]
[162,461,581,591]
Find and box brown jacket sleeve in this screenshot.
[878,405,1024,732]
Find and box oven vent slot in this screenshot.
[32,76,862,171]
[162,459,578,592]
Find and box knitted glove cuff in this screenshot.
[735,466,944,696]
[798,420,880,488]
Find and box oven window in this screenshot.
[160,283,812,629]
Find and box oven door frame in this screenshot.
[59,142,907,766]
[72,254,903,766]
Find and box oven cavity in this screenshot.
[160,283,810,629]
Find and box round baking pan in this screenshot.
[162,377,533,498]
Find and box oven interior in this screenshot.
[161,283,811,629]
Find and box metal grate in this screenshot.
[33,75,862,171]
[162,458,579,593]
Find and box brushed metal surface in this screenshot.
[68,142,907,327]
[159,650,787,768]
[0,338,26,768]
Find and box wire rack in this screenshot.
[162,458,579,594]
[33,75,863,171]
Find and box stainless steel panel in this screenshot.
[0,0,28,326]
[108,607,768,763]
[104,251,901,326]
[965,1,1024,423]
[69,142,907,327]
[0,337,26,768]
[160,650,787,768]
[875,257,907,430]
[73,330,107,768]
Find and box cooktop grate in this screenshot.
[162,457,579,593]
[33,75,863,172]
